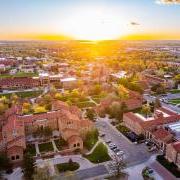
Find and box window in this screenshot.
[16,155,20,159]
[11,156,15,160]
[74,144,76,147]
[77,143,80,147]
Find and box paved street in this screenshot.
[126,155,163,180]
[54,164,108,180]
[75,165,108,180]
[149,161,177,180]
[96,118,154,166]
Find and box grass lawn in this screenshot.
[170,89,180,94]
[0,72,38,78]
[54,138,68,150]
[157,155,180,178]
[26,144,36,156]
[38,142,54,153]
[84,129,99,151]
[76,101,96,108]
[56,161,79,172]
[84,143,111,163]
[91,94,106,104]
[91,97,101,104]
[0,90,43,99]
[169,98,180,105]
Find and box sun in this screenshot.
[61,7,126,40]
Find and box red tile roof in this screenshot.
[67,135,82,144]
[0,77,39,87]
[172,141,180,153]
[124,109,180,131]
[152,128,172,141]
[158,107,176,116]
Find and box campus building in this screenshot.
[123,107,180,167]
[0,101,94,164]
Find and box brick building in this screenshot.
[0,77,40,90]
[0,101,94,164]
[123,107,180,167]
[166,142,180,168]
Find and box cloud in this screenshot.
[130,22,140,26]
[156,0,180,4]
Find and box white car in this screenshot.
[116,151,124,156]
[109,143,116,147]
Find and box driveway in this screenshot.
[96,118,154,166]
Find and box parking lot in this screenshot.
[96,119,154,167]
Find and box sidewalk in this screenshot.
[149,161,177,180]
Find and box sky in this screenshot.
[0,0,180,40]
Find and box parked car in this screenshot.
[113,148,120,152]
[116,151,124,156]
[110,146,117,150]
[148,145,156,152]
[147,168,154,174]
[145,141,154,146]
[109,143,116,147]
[105,140,111,144]
[99,133,105,137]
[143,166,154,174]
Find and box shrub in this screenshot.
[56,160,79,172]
[39,142,53,153]
[156,155,180,178]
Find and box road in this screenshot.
[75,165,108,180]
[54,165,108,180]
[96,118,154,167]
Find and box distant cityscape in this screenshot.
[0,0,180,179]
[0,40,179,179]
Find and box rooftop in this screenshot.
[167,121,180,140]
[61,77,77,82]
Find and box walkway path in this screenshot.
[85,139,102,155]
[149,160,177,180]
[36,154,95,170]
[51,139,59,152]
[88,96,99,106]
[35,142,40,155]
[3,167,23,180]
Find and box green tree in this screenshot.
[141,104,151,118]
[11,93,18,104]
[43,127,52,137]
[86,108,96,121]
[34,105,47,114]
[0,153,12,171]
[23,153,34,180]
[0,103,7,115]
[89,84,102,96]
[109,102,121,120]
[112,155,127,177]
[33,166,53,180]
[154,98,161,109]
[151,83,166,94]
[117,85,129,100]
